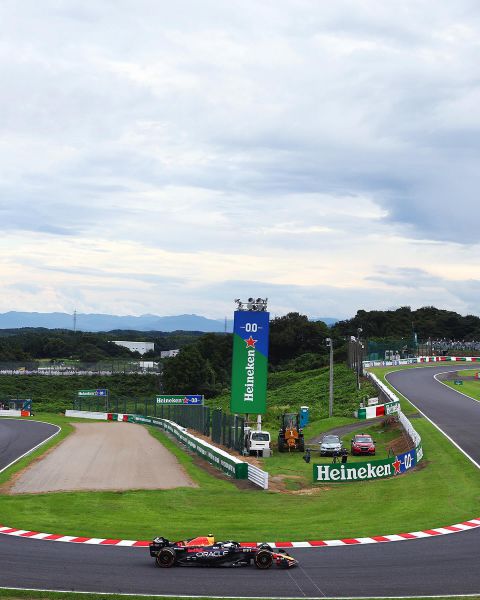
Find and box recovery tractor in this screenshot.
[277,412,305,452]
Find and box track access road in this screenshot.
[0,365,479,598]
[0,418,59,472]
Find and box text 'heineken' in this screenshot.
[230,311,269,414]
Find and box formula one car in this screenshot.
[149,535,298,569]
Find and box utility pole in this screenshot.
[356,327,363,390]
[326,338,334,417]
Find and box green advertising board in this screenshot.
[313,446,421,483]
[230,311,269,414]
[77,389,109,397]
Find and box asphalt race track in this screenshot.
[0,365,479,598]
[0,418,59,472]
[387,364,480,466]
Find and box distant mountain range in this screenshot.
[0,311,339,332]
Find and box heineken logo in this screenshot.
[314,448,419,482]
[245,336,257,348]
[244,347,256,402]
[315,462,393,481]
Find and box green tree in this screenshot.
[269,313,330,366]
[162,345,210,395]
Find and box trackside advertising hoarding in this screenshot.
[357,400,400,419]
[133,416,248,480]
[230,311,269,414]
[156,395,203,405]
[313,444,423,483]
[77,389,109,397]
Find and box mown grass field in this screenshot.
[261,418,404,490]
[0,364,478,542]
[0,405,479,542]
[443,377,480,402]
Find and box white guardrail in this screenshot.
[0,410,22,417]
[65,410,108,420]
[366,372,422,449]
[247,463,269,490]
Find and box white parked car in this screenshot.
[244,428,271,457]
[319,434,342,456]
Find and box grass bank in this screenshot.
[442,378,480,402]
[0,404,478,541]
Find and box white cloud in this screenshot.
[0,0,479,320]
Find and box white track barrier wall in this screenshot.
[0,410,21,417]
[366,372,422,451]
[247,463,269,489]
[65,410,108,420]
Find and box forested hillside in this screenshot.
[332,306,480,339]
[0,329,204,361]
[0,374,160,413]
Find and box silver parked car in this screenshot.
[320,434,342,456]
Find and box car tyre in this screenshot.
[255,550,273,570]
[155,547,176,568]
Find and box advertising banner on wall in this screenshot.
[230,311,269,414]
[313,447,420,483]
[156,395,203,405]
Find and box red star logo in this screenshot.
[183,397,189,404]
[245,336,257,348]
[392,457,402,474]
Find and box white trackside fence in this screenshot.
[366,372,423,453]
[247,463,269,489]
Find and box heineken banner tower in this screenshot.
[230,298,269,414]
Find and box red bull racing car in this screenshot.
[149,535,298,569]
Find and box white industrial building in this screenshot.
[111,340,154,355]
[160,349,180,358]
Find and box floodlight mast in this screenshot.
[234,297,269,434]
[234,297,268,311]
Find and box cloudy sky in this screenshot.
[1,1,479,320]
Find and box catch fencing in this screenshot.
[211,409,245,453]
[73,397,244,453]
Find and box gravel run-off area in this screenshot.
[7,422,197,493]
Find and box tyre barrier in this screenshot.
[0,410,31,418]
